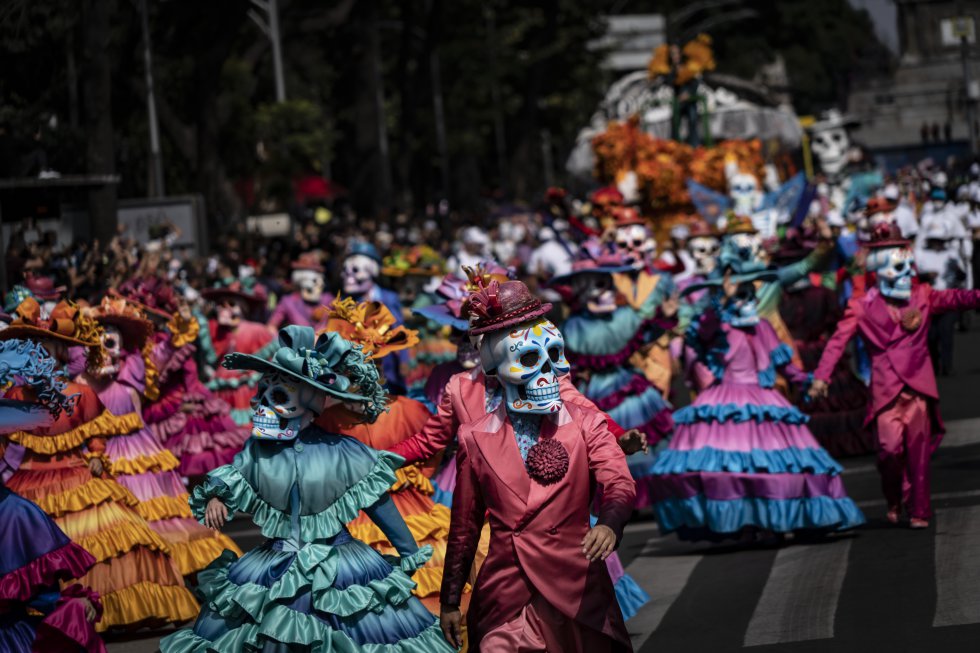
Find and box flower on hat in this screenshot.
[324,297,420,360]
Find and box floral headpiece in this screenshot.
[382,245,447,277]
[463,273,552,336]
[324,297,419,360]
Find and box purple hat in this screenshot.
[465,280,552,335]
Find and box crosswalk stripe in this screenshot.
[743,540,852,647]
[934,505,980,627]
[625,538,703,650]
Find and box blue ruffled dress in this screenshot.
[160,426,453,652]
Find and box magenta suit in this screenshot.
[815,284,980,519]
[441,402,636,652]
[266,292,334,330]
[389,369,624,465]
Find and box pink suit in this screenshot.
[441,402,636,652]
[815,284,980,519]
[389,369,623,465]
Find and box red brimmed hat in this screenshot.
[464,278,552,335]
[866,223,910,249]
[687,220,719,239]
[92,297,154,351]
[291,252,325,273]
[612,206,646,228]
[201,281,267,307]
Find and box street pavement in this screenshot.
[107,321,980,652]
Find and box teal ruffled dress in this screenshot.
[161,426,453,653]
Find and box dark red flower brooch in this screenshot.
[525,438,569,485]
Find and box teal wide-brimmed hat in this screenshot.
[222,325,387,415]
[680,268,779,297]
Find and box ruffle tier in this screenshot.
[0,542,96,603]
[96,580,199,632]
[5,411,143,455]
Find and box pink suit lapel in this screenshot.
[471,406,531,505]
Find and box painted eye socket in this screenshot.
[270,388,289,404]
[548,346,562,363]
[520,351,540,367]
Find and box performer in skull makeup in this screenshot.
[267,253,334,330]
[440,279,636,652]
[650,269,864,541]
[811,225,980,528]
[162,326,454,653]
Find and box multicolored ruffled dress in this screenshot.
[145,322,249,477]
[84,353,240,579]
[650,313,865,540]
[562,302,675,509]
[317,397,455,612]
[203,320,277,428]
[161,426,454,652]
[3,380,199,630]
[0,339,104,652]
[779,283,873,457]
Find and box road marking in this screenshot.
[626,538,703,650]
[743,541,852,647]
[934,505,980,627]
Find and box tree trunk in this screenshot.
[81,0,118,242]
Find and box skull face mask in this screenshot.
[480,318,570,415]
[615,224,656,268]
[572,273,618,315]
[810,127,850,176]
[723,233,763,270]
[687,236,720,276]
[342,254,379,296]
[868,246,915,301]
[216,300,244,328]
[96,325,123,377]
[292,269,325,304]
[250,372,322,441]
[728,172,762,216]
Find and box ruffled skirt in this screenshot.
[650,382,865,541]
[160,531,453,652]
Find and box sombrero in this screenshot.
[0,298,103,348]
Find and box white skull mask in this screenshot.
[216,300,244,328]
[615,224,656,267]
[687,236,720,276]
[342,254,379,296]
[726,233,762,266]
[96,325,123,377]
[572,273,617,315]
[810,127,851,176]
[292,269,325,304]
[728,172,763,216]
[250,372,321,441]
[480,318,570,415]
[868,211,896,229]
[868,246,915,301]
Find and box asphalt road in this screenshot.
[107,319,980,652]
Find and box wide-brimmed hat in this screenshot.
[465,279,552,335]
[346,241,382,264]
[23,275,66,302]
[687,220,719,240]
[201,280,267,307]
[722,214,758,236]
[865,223,911,250]
[0,298,103,348]
[680,269,780,297]
[91,297,154,351]
[291,252,326,274]
[382,245,447,277]
[223,326,387,416]
[612,206,646,228]
[865,197,897,217]
[413,263,511,330]
[323,297,419,360]
[550,250,636,286]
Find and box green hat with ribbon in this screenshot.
[222,325,387,420]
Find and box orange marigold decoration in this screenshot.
[324,297,420,361]
[647,33,716,85]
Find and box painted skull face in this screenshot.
[292,269,325,304]
[810,127,850,176]
[868,210,896,230]
[216,300,243,328]
[572,273,617,315]
[729,172,762,216]
[725,233,762,268]
[96,325,123,377]
[725,282,760,327]
[615,224,656,267]
[342,254,379,296]
[688,236,720,276]
[251,372,315,441]
[481,318,570,415]
[868,246,915,301]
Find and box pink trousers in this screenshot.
[874,390,932,520]
[479,593,615,652]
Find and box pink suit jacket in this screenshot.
[814,284,980,430]
[388,367,624,464]
[441,401,635,651]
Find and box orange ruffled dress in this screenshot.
[84,353,241,580]
[317,396,458,611]
[3,381,199,631]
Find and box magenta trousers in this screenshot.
[874,390,932,520]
